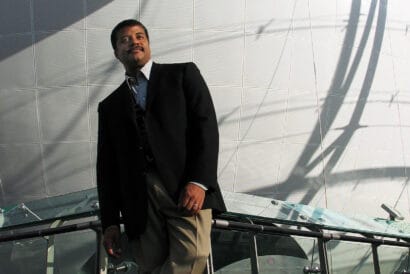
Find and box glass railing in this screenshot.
[0,188,99,230]
[222,191,410,239]
[1,189,410,273]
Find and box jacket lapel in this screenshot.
[146,62,160,111]
[119,81,138,129]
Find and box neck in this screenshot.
[126,67,142,76]
[125,61,146,75]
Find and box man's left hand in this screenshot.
[178,183,205,215]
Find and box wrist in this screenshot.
[189,181,208,191]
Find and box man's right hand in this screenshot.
[103,225,122,258]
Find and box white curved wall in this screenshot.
[1,0,410,220]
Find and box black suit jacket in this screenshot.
[97,62,226,239]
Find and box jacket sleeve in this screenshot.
[96,103,121,232]
[183,62,219,191]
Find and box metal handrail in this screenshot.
[212,218,410,247]
[0,220,101,242]
[2,215,410,247]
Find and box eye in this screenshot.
[136,34,145,40]
[119,36,130,44]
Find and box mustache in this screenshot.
[128,46,144,53]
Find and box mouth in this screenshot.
[128,46,144,54]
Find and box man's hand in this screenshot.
[178,183,206,215]
[103,225,122,258]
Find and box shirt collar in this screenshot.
[140,59,153,80]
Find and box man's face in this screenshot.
[114,25,151,72]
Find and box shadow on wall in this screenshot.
[213,0,405,218]
[0,0,148,206]
[0,0,118,62]
[245,0,401,211]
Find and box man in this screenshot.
[97,19,226,274]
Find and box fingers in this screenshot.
[105,240,122,258]
[106,243,122,258]
[185,199,202,215]
[178,183,205,215]
[103,226,122,258]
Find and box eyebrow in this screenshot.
[121,31,145,36]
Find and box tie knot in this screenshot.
[128,76,138,86]
[128,71,146,86]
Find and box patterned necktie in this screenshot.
[127,72,147,109]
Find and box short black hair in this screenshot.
[110,19,149,50]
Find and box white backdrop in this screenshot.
[1,0,410,220]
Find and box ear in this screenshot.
[114,49,119,60]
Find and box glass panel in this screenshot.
[378,245,410,273]
[0,188,99,229]
[0,237,47,274]
[293,236,322,272]
[327,240,374,274]
[256,234,320,274]
[53,229,97,274]
[211,229,252,273]
[223,193,410,239]
[3,189,410,241]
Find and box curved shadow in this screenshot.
[276,0,389,208]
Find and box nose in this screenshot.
[130,36,140,46]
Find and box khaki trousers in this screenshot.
[131,172,212,274]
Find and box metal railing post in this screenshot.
[249,232,259,274]
[371,243,381,274]
[316,237,329,274]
